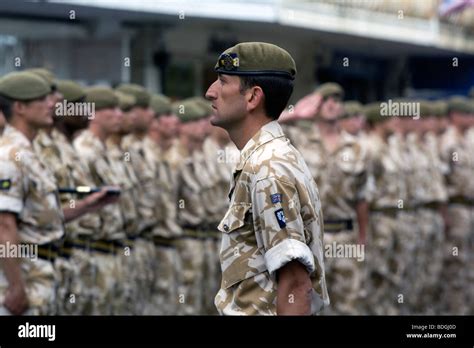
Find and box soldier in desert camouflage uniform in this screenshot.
[362,103,403,315]
[407,101,447,314]
[173,98,210,315]
[73,87,127,314]
[206,42,329,315]
[116,84,158,314]
[145,93,183,315]
[33,79,105,315]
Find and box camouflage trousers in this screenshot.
[151,243,182,315]
[439,204,473,315]
[321,229,363,315]
[54,248,100,315]
[87,250,125,315]
[175,233,205,315]
[0,257,56,315]
[201,234,221,315]
[413,208,445,314]
[392,210,420,314]
[364,212,398,315]
[133,238,156,315]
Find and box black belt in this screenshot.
[37,242,60,261]
[324,219,353,233]
[67,237,119,255]
[370,206,400,216]
[153,236,176,248]
[450,196,474,206]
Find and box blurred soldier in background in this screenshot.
[174,99,208,315]
[295,83,369,315]
[363,103,401,315]
[73,87,127,314]
[146,94,183,315]
[33,77,104,315]
[116,84,158,314]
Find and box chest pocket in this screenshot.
[217,203,267,289]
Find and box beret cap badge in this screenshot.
[219,53,239,71]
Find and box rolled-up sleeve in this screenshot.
[252,177,315,276]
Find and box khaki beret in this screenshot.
[214,42,296,80]
[418,100,433,118]
[189,96,213,117]
[341,100,363,119]
[85,86,118,110]
[27,68,56,90]
[56,80,85,102]
[0,71,51,100]
[430,101,448,118]
[448,96,471,114]
[172,99,204,123]
[116,83,150,107]
[315,82,344,99]
[150,94,172,116]
[115,91,136,111]
[364,102,385,124]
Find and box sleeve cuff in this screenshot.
[0,195,23,214]
[264,238,316,276]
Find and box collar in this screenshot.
[237,121,286,171]
[2,124,32,147]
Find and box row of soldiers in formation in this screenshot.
[0,68,234,315]
[0,68,472,315]
[280,83,474,315]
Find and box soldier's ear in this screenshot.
[246,86,264,113]
[12,100,26,117]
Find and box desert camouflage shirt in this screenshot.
[440,126,474,199]
[0,125,64,245]
[73,129,125,240]
[34,129,101,239]
[215,121,329,315]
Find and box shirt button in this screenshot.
[223,224,229,232]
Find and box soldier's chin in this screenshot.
[42,115,54,127]
[210,114,225,128]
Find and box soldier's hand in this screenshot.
[4,284,29,315]
[294,93,323,119]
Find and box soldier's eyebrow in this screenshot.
[218,74,227,82]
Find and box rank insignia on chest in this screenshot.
[270,193,282,204]
[274,208,286,228]
[0,179,11,191]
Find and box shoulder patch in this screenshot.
[0,179,11,191]
[270,193,282,204]
[274,208,286,229]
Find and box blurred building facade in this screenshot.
[1,0,473,103]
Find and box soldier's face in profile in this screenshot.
[19,94,55,128]
[95,106,122,134]
[205,73,247,129]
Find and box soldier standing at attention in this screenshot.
[205,42,329,315]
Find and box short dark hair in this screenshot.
[239,75,294,120]
[0,94,13,119]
